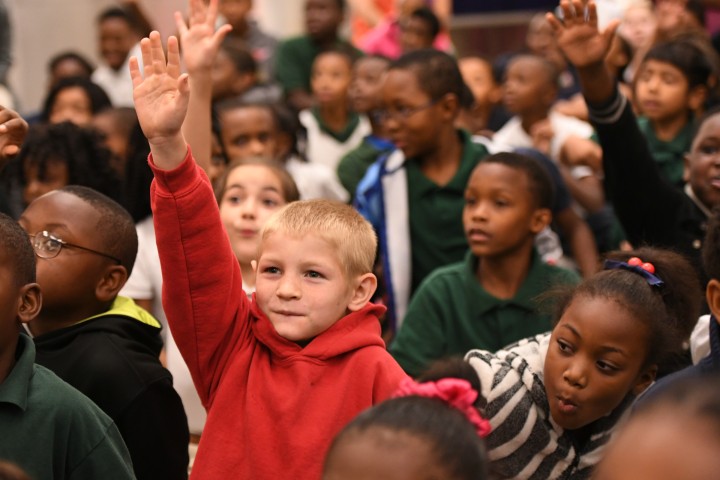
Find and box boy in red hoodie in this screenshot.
[130,22,407,480]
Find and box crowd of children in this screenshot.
[2,0,720,478]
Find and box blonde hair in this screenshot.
[214,157,300,204]
[261,199,377,278]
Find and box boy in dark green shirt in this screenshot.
[392,153,580,377]
[0,213,134,480]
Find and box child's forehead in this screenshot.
[314,52,353,70]
[23,191,98,225]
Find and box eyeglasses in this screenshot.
[374,99,439,123]
[30,230,122,265]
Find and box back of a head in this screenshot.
[59,186,138,276]
[391,49,465,101]
[554,247,702,367]
[261,199,376,278]
[325,358,488,480]
[0,213,36,286]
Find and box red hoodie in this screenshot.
[149,150,407,480]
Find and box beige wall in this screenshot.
[7,0,304,114]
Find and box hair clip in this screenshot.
[393,378,492,438]
[603,257,664,287]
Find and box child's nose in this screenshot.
[276,274,301,299]
[563,362,588,388]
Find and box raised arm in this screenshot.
[176,0,231,174]
[0,105,27,171]
[546,0,618,105]
[130,31,189,169]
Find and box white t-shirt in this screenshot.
[298,109,371,172]
[286,156,349,202]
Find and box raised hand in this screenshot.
[130,31,189,168]
[546,0,619,69]
[175,0,232,75]
[0,105,27,171]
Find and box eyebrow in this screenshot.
[559,324,628,356]
[225,184,281,194]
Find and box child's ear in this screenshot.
[251,260,258,273]
[347,273,378,312]
[530,208,552,234]
[95,265,129,303]
[683,152,692,183]
[632,364,658,397]
[439,92,459,121]
[687,85,708,112]
[17,283,42,325]
[706,279,720,319]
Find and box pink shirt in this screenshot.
[360,17,453,59]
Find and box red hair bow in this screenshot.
[393,377,492,438]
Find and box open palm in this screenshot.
[547,0,619,69]
[176,0,231,74]
[130,32,189,145]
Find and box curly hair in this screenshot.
[9,122,123,207]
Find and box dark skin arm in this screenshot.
[0,105,28,172]
[555,207,599,278]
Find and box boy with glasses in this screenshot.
[18,186,190,480]
[355,48,490,337]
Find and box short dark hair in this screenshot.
[391,49,465,101]
[60,186,138,275]
[643,34,718,90]
[325,358,488,480]
[48,51,95,78]
[0,213,35,286]
[477,151,555,210]
[40,77,112,123]
[314,44,362,70]
[410,7,441,39]
[219,38,258,75]
[506,54,559,89]
[97,6,133,26]
[551,247,702,370]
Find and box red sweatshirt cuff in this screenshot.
[148,146,207,196]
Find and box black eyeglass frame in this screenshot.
[30,230,122,265]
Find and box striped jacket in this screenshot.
[466,334,632,479]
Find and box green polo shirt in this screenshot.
[637,116,693,189]
[406,129,489,293]
[274,35,362,95]
[391,250,580,377]
[0,334,135,480]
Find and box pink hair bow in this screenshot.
[393,377,492,438]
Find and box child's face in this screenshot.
[220,106,281,161]
[503,57,555,115]
[399,16,434,53]
[593,410,720,480]
[684,112,720,209]
[323,427,449,480]
[381,68,445,159]
[98,17,136,70]
[621,5,656,50]
[305,0,343,40]
[635,60,691,122]
[92,113,128,177]
[219,165,287,264]
[23,158,69,207]
[255,232,357,343]
[349,57,388,114]
[543,295,655,430]
[18,191,114,320]
[311,53,353,106]
[49,87,93,126]
[462,163,547,259]
[218,0,253,30]
[459,57,500,110]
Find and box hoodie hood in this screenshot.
[33,296,164,356]
[249,295,388,361]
